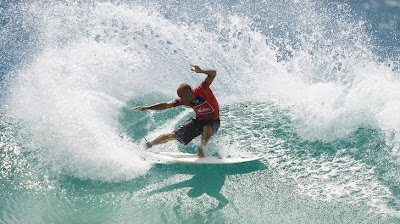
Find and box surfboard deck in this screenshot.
[157,152,262,164]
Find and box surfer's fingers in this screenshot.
[190,64,201,72]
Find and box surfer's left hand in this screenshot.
[190,64,202,73]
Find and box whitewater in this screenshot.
[1,0,400,223]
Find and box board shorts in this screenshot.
[173,117,220,145]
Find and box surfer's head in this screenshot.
[177,83,194,104]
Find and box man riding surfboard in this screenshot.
[131,64,220,158]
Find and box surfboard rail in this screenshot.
[157,152,262,164]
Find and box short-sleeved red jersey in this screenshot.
[171,80,219,120]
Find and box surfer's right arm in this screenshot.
[131,102,173,111]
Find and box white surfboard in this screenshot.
[157,152,262,164]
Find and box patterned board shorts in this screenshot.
[173,117,220,145]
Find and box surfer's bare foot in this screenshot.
[143,142,152,150]
[197,147,205,158]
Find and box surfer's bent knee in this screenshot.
[203,125,213,133]
[169,133,178,140]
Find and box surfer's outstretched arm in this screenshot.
[131,102,173,111]
[190,64,217,84]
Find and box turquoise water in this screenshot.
[1,0,400,223]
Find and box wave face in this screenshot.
[1,0,400,223]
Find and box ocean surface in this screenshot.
[1,0,400,223]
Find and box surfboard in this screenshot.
[157,152,262,164]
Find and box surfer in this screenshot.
[131,64,220,158]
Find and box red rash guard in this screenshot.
[171,80,219,120]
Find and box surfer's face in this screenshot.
[178,89,195,104]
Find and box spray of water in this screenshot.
[3,1,400,186]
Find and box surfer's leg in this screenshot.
[147,133,178,148]
[197,125,213,158]
[196,118,220,157]
[201,125,213,145]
